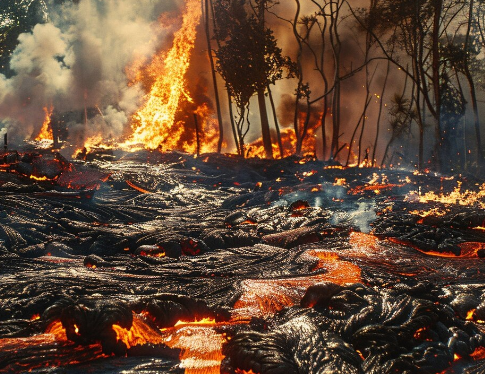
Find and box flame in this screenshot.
[247,127,317,159]
[413,182,485,208]
[466,309,476,321]
[35,105,54,141]
[124,0,202,150]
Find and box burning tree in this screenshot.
[214,0,293,159]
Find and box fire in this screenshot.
[74,134,115,158]
[35,105,54,141]
[124,0,202,151]
[247,127,317,159]
[413,182,485,208]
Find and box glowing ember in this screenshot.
[173,317,216,328]
[35,105,54,141]
[124,0,202,151]
[466,309,476,321]
[471,346,485,360]
[29,175,52,181]
[334,178,347,186]
[126,180,151,194]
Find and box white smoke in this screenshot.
[0,0,183,146]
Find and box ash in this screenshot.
[1,151,485,374]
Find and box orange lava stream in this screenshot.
[232,245,363,319]
[35,105,54,141]
[123,0,201,150]
[114,315,227,374]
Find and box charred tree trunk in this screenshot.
[227,92,241,156]
[257,88,273,159]
[204,0,224,153]
[464,0,484,171]
[431,0,443,171]
[268,85,284,158]
[194,113,201,156]
[329,1,342,161]
[372,60,390,166]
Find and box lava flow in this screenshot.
[0,155,485,374]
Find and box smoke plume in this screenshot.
[0,0,183,146]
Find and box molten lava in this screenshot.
[124,0,202,151]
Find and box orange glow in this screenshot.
[126,180,151,194]
[45,320,68,341]
[409,208,447,218]
[173,317,216,328]
[414,182,485,208]
[471,347,485,360]
[124,0,202,151]
[112,315,164,349]
[413,327,432,341]
[30,314,40,321]
[334,178,347,186]
[30,175,51,181]
[235,370,260,374]
[35,105,54,141]
[162,323,226,374]
[466,309,476,321]
[247,127,317,159]
[454,353,461,361]
[232,248,361,318]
